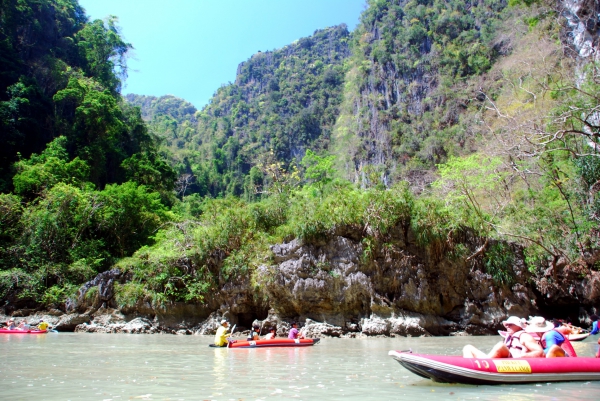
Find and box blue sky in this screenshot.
[79,0,367,110]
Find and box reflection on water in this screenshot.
[0,332,599,400]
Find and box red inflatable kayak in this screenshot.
[0,329,47,334]
[227,338,320,348]
[388,351,600,384]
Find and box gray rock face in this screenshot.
[69,268,122,313]
[300,319,343,338]
[55,313,90,331]
[194,312,228,335]
[562,0,600,60]
[258,235,538,335]
[75,317,156,334]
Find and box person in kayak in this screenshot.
[4,319,16,330]
[37,320,49,331]
[288,322,304,340]
[247,325,260,341]
[526,316,573,357]
[214,320,231,347]
[16,321,30,330]
[463,316,543,358]
[263,327,276,340]
[589,314,598,335]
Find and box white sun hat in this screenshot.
[502,316,525,329]
[525,316,554,333]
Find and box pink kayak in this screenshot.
[0,329,47,334]
[389,350,600,384]
[228,338,320,348]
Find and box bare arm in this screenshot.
[519,333,544,358]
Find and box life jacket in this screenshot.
[504,331,527,358]
[540,329,577,357]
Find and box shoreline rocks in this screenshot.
[3,229,599,336]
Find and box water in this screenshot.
[1,333,599,400]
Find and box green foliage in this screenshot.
[482,242,516,286]
[75,16,132,93]
[434,154,506,233]
[42,283,78,307]
[13,136,90,198]
[114,282,149,309]
[301,150,336,193]
[0,268,44,303]
[20,183,100,267]
[508,0,541,6]
[0,193,23,247]
[411,196,459,260]
[97,181,170,257]
[121,151,177,199]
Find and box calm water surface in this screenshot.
[1,333,599,400]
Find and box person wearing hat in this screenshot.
[37,320,49,331]
[525,316,573,357]
[4,319,16,330]
[213,319,231,347]
[463,316,543,358]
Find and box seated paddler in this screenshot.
[463,316,543,358]
[213,319,231,347]
[526,316,575,357]
[247,324,260,341]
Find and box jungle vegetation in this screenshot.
[1,0,599,310]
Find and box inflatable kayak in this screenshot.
[0,329,47,334]
[499,330,590,341]
[228,338,320,348]
[388,351,600,384]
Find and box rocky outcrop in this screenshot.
[75,317,157,334]
[40,220,597,337]
[257,234,537,336]
[562,0,600,60]
[300,319,344,338]
[68,268,122,313]
[55,313,91,331]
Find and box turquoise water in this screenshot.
[1,333,599,400]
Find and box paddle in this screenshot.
[226,324,237,348]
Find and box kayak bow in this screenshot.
[388,350,600,384]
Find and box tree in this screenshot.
[75,16,131,93]
[301,150,336,194]
[13,136,89,198]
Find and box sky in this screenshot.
[79,0,367,110]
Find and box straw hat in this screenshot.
[525,316,554,333]
[502,316,525,329]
